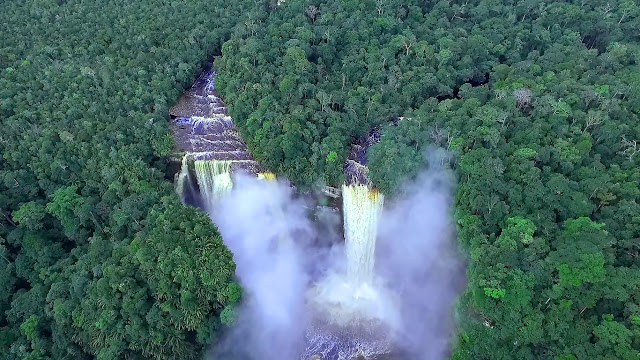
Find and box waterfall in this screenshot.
[194,159,234,208]
[342,184,384,285]
[305,182,396,358]
[177,157,274,209]
[175,154,191,202]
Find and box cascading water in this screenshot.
[194,159,234,208]
[171,67,261,208]
[307,182,394,327]
[175,154,191,202]
[303,127,398,360]
[171,67,402,360]
[342,184,383,285]
[304,183,396,360]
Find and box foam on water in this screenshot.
[308,271,398,328]
[302,322,392,360]
[304,184,397,359]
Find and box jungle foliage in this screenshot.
[0,0,253,358]
[2,0,640,359]
[216,0,640,358]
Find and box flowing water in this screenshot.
[303,322,392,360]
[304,184,396,360]
[342,184,384,285]
[171,68,261,206]
[194,159,234,209]
[172,67,397,360]
[175,154,191,202]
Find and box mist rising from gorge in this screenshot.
[208,157,464,360]
[377,156,466,359]
[210,175,312,360]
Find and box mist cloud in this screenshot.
[376,154,466,359]
[211,175,312,360]
[208,154,465,360]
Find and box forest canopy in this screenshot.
[1,0,639,359]
[0,0,254,358]
[217,0,640,358]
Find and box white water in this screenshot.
[194,159,233,208]
[342,184,384,285]
[175,154,191,202]
[308,271,398,328]
[176,157,274,210]
[306,183,397,335]
[172,70,418,360]
[303,323,391,360]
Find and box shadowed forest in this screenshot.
[1,0,639,359]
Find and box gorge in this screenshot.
[3,1,637,359]
[170,67,459,360]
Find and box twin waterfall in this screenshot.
[179,157,390,330]
[188,160,386,288]
[172,68,393,359]
[184,157,385,294]
[188,164,386,294]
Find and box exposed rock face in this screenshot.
[344,128,383,186]
[170,68,262,175]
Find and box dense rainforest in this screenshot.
[217,0,640,358]
[0,0,252,358]
[1,0,639,360]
